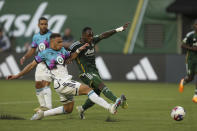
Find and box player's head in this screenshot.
[38,17,48,34]
[50,33,63,50]
[81,27,93,43]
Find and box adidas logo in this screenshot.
[0,55,21,78]
[126,57,158,80]
[95,56,112,80]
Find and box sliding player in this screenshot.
[8,33,121,120]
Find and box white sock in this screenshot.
[36,88,46,107]
[43,86,52,109]
[88,90,110,110]
[44,106,65,117]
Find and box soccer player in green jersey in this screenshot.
[69,23,129,119]
[179,20,197,103]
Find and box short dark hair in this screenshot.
[82,27,92,34]
[38,17,48,23]
[50,33,61,39]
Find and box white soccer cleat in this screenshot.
[76,106,85,120]
[30,110,44,120]
[109,98,121,114]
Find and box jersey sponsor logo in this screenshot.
[126,57,158,80]
[56,56,64,64]
[38,43,46,51]
[85,48,94,56]
[0,1,67,37]
[0,55,21,78]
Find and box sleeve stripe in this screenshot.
[69,41,80,50]
[34,57,40,63]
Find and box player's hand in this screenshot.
[6,75,19,80]
[66,59,72,64]
[123,22,130,31]
[79,43,89,51]
[20,57,26,65]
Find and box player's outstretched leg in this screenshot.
[101,85,128,109]
[78,84,121,115]
[77,88,101,119]
[31,102,74,120]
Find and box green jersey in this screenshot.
[183,31,197,62]
[69,35,101,74]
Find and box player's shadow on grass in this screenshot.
[0,114,25,120]
[105,116,120,122]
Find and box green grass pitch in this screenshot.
[0,80,197,131]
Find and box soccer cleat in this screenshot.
[30,110,44,120]
[109,98,121,114]
[76,106,85,120]
[179,78,184,93]
[192,95,197,103]
[34,106,49,112]
[120,94,128,109]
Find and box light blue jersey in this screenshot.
[35,47,70,70]
[31,30,52,52]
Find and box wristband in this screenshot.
[76,49,80,54]
[115,26,124,32]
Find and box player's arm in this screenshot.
[20,48,37,65]
[66,43,89,63]
[7,60,37,80]
[98,22,129,40]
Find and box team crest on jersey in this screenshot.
[39,43,46,51]
[56,56,64,64]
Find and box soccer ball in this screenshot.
[171,106,186,121]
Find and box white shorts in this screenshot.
[54,78,81,105]
[35,62,52,82]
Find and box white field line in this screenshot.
[0,99,85,105]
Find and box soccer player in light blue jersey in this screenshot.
[20,17,53,111]
[8,33,121,120]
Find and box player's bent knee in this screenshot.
[63,102,74,113]
[78,84,92,95]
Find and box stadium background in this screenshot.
[0,0,193,83]
[1,0,197,131]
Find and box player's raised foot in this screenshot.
[109,98,121,114]
[179,78,184,93]
[34,106,49,112]
[76,106,85,119]
[120,94,128,109]
[30,110,44,120]
[192,95,197,103]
